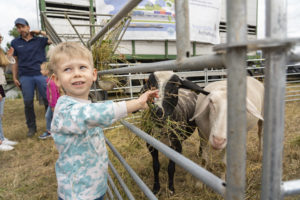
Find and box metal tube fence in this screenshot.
[107,174,123,200]
[93,69,299,109]
[225,0,248,199]
[108,160,135,200]
[120,120,226,196]
[98,54,298,76]
[281,180,300,197]
[106,186,114,200]
[261,0,288,199]
[97,62,299,95]
[105,137,158,200]
[88,0,142,48]
[98,54,224,75]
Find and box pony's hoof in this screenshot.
[167,188,175,196]
[153,187,160,195]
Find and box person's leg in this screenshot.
[0,97,17,145]
[35,75,49,137]
[19,76,36,136]
[34,75,48,109]
[45,106,52,132]
[39,106,52,139]
[0,97,5,142]
[0,97,13,151]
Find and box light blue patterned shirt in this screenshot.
[51,95,127,200]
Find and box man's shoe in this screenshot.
[39,132,51,140]
[0,144,14,151]
[27,128,36,137]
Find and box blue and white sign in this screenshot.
[96,0,221,44]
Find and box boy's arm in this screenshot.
[126,90,158,114]
[52,91,157,133]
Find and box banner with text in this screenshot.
[96,0,221,44]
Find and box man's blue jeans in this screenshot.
[19,75,48,130]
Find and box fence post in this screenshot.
[225,0,248,199]
[261,0,287,199]
[175,0,191,66]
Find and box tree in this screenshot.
[9,27,19,38]
[5,27,19,49]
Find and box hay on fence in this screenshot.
[91,17,130,93]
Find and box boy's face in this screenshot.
[54,57,97,100]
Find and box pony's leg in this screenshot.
[147,143,160,194]
[168,136,183,194]
[197,130,208,166]
[257,119,263,152]
[256,119,264,161]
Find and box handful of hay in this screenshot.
[140,104,195,144]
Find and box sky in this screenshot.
[0,0,299,52]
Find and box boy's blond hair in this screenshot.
[49,42,93,74]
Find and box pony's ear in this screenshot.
[190,95,211,121]
[246,98,264,120]
[141,73,157,93]
[180,79,210,95]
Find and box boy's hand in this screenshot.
[137,90,159,110]
[125,90,159,114]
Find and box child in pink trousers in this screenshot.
[39,62,60,139]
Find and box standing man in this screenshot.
[11,18,52,137]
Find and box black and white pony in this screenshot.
[141,71,209,194]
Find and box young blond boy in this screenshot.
[49,42,158,200]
